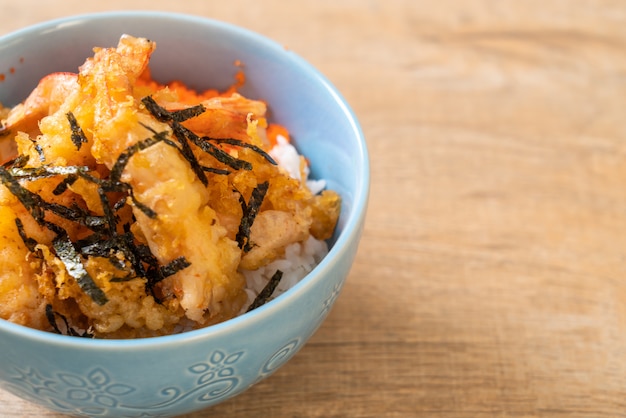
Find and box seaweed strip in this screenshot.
[0,166,46,222]
[134,244,169,301]
[116,233,147,278]
[79,236,118,258]
[34,143,45,162]
[159,256,191,278]
[142,96,253,172]
[15,218,38,252]
[113,196,128,212]
[171,118,251,171]
[195,133,252,170]
[201,166,231,175]
[80,227,186,302]
[41,219,65,236]
[120,229,149,279]
[109,133,165,184]
[78,231,148,283]
[83,215,107,229]
[45,199,106,229]
[236,181,269,252]
[4,154,29,169]
[171,123,208,185]
[66,112,88,150]
[210,138,277,165]
[53,233,108,306]
[246,270,283,312]
[129,189,157,219]
[142,96,205,123]
[45,304,64,334]
[45,304,94,338]
[97,186,118,235]
[52,174,78,195]
[141,96,173,122]
[9,165,88,180]
[127,255,191,295]
[107,258,128,272]
[171,104,206,122]
[108,275,135,283]
[66,202,106,229]
[76,170,129,195]
[1,166,109,230]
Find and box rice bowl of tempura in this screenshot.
[0,11,368,417]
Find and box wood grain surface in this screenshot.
[2,1,626,417]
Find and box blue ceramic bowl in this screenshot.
[0,11,368,417]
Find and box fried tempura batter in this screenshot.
[0,35,340,338]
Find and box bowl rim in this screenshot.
[0,10,370,349]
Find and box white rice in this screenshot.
[268,135,327,195]
[238,135,330,312]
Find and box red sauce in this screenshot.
[0,58,24,82]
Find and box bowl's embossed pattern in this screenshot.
[9,349,246,416]
[261,339,301,375]
[320,282,343,319]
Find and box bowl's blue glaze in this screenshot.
[0,12,369,417]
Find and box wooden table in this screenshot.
[2,1,626,416]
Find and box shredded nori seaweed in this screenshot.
[52,174,78,195]
[141,95,173,122]
[9,164,88,180]
[45,304,94,338]
[96,186,118,235]
[194,132,253,171]
[171,123,209,185]
[52,233,108,305]
[210,138,277,165]
[171,104,206,123]
[129,189,158,219]
[109,133,165,184]
[0,130,177,305]
[246,270,283,312]
[201,166,231,175]
[14,217,38,252]
[142,95,205,123]
[159,256,192,278]
[1,93,281,313]
[0,166,46,222]
[1,166,111,230]
[4,154,29,169]
[34,142,45,162]
[141,95,279,173]
[66,112,88,150]
[236,181,269,252]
